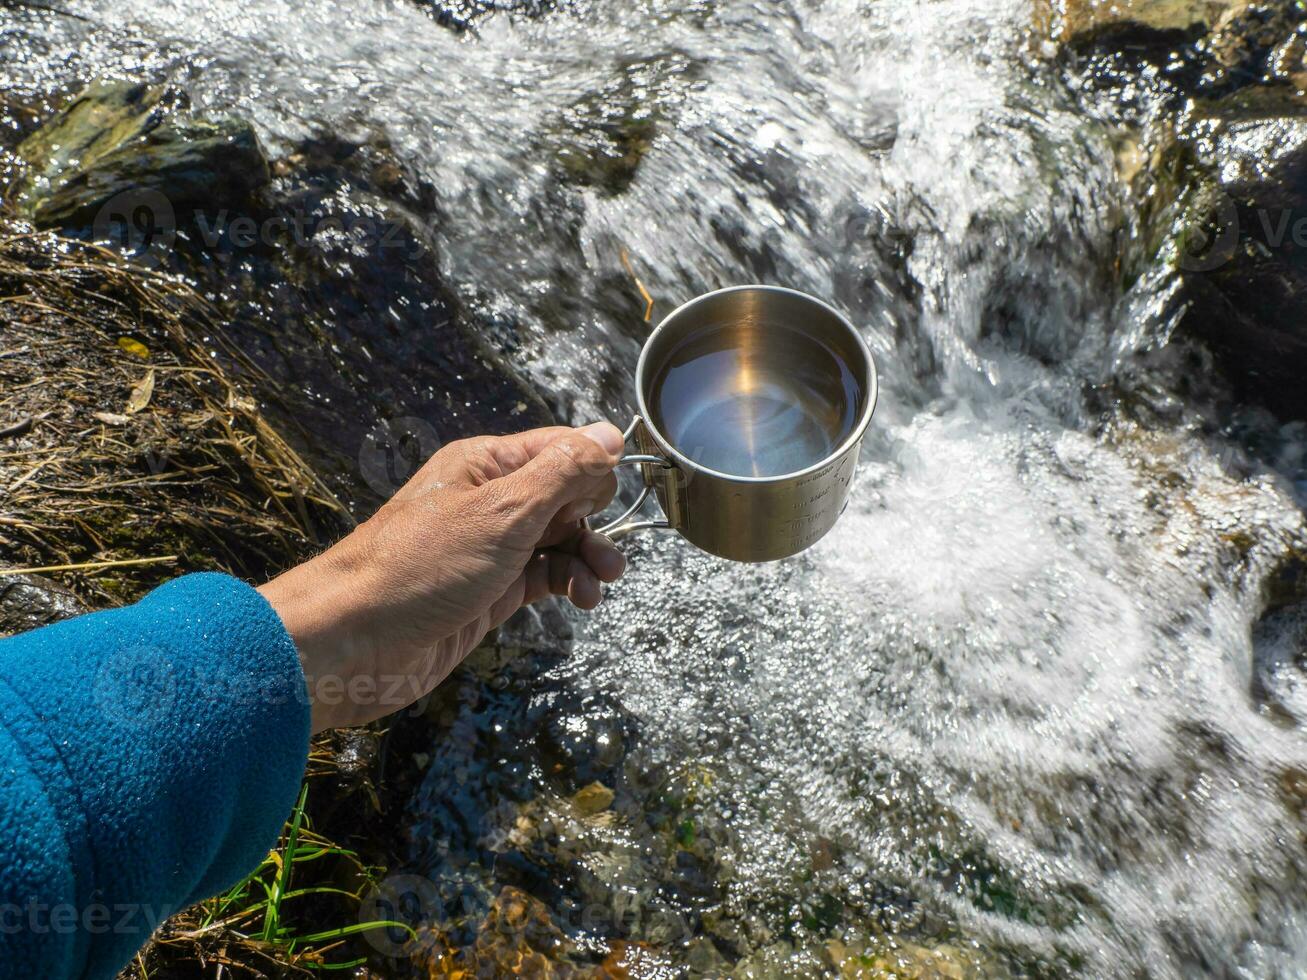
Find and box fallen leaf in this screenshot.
[92,412,132,426]
[126,369,155,415]
[117,337,150,359]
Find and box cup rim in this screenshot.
[634,284,879,485]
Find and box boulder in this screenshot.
[14,79,269,229]
[12,84,553,515]
[1033,0,1238,46]
[545,54,701,196]
[1172,89,1307,419]
[1053,3,1307,419]
[172,134,554,511]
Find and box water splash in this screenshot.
[6,0,1307,974]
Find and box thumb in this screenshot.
[498,422,624,528]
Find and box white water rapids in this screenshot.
[6,0,1307,975]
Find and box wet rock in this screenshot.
[825,936,978,980]
[571,780,616,816]
[1170,89,1307,419]
[12,86,553,515]
[1201,2,1307,91]
[539,696,632,784]
[1278,766,1307,821]
[334,727,381,780]
[598,940,675,977]
[468,886,573,974]
[730,940,825,979]
[1046,2,1307,100]
[685,935,732,977]
[0,574,85,635]
[545,54,702,196]
[1251,597,1307,722]
[193,135,553,511]
[1063,1,1307,420]
[154,132,552,509]
[14,79,269,228]
[419,0,568,32]
[1034,0,1235,47]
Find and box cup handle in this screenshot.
[587,416,675,541]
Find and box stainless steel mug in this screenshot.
[590,284,878,562]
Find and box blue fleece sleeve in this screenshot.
[0,572,311,980]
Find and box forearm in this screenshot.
[0,573,310,980]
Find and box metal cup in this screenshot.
[591,284,878,562]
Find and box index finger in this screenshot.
[484,425,583,476]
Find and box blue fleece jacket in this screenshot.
[0,572,311,980]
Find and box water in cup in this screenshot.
[648,322,861,478]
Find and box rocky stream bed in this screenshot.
[6,1,1307,978]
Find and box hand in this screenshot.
[259,423,626,732]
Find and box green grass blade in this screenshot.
[262,782,310,942]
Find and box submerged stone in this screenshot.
[544,54,701,196]
[825,936,980,980]
[571,780,615,816]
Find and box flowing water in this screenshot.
[6,0,1307,975]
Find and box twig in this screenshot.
[619,248,655,323]
[0,417,32,439]
[0,555,179,576]
[8,461,48,492]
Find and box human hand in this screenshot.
[258,423,626,732]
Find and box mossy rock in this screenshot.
[544,53,702,196]
[14,79,269,229]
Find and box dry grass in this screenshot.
[0,215,401,977]
[0,217,348,605]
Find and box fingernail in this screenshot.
[561,498,597,523]
[577,421,624,455]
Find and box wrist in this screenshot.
[259,536,374,732]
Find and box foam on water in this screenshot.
[6,0,1307,973]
